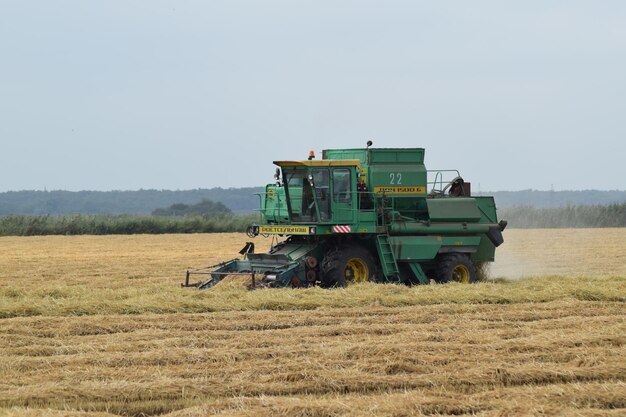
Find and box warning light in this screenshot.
[308,150,315,160]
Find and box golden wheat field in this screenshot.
[0,229,625,417]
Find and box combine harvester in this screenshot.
[183,142,506,289]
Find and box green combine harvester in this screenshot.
[184,142,506,289]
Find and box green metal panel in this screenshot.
[426,198,481,222]
[324,148,424,166]
[388,236,442,261]
[270,242,318,261]
[472,235,496,262]
[323,149,368,163]
[366,149,427,198]
[440,236,482,248]
[354,211,377,232]
[389,221,492,235]
[368,148,424,164]
[262,185,289,223]
[369,165,427,196]
[474,196,499,224]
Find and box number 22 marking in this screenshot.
[390,173,402,185]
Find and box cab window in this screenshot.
[333,169,351,203]
[312,169,330,221]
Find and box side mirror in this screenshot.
[274,168,281,185]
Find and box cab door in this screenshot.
[331,167,355,224]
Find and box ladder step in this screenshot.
[376,234,399,280]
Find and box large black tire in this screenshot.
[321,245,377,287]
[436,253,477,284]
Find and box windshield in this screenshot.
[282,167,330,223]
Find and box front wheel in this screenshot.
[321,245,377,287]
[436,253,477,284]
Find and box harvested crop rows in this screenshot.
[0,229,625,416]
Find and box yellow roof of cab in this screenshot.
[273,159,362,168]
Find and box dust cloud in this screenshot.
[489,228,626,280]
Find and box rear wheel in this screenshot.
[436,253,477,284]
[321,246,377,287]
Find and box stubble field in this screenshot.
[0,229,624,416]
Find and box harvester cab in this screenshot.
[261,163,358,226]
[183,143,507,289]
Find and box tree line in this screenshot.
[0,188,263,215]
[0,199,252,236]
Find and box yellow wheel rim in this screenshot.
[452,264,471,283]
[345,258,369,284]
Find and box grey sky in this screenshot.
[1,1,624,192]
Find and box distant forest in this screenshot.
[1,188,625,216]
[0,188,263,215]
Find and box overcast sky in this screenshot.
[1,1,624,192]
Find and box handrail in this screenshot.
[427,169,461,194]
